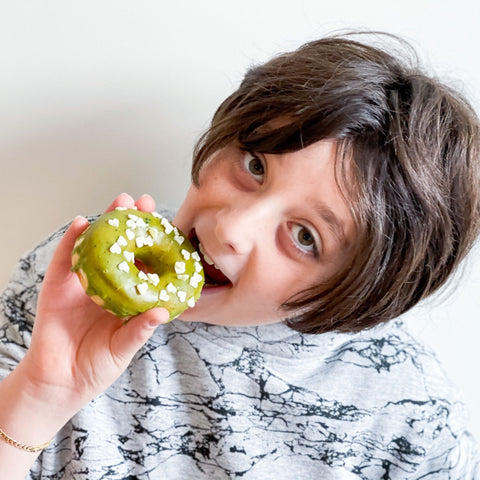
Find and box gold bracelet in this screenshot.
[0,427,51,453]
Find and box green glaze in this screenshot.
[71,209,204,321]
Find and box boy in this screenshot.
[0,33,479,479]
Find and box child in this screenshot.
[0,33,479,479]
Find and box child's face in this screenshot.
[174,140,356,326]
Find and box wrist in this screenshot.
[22,355,91,414]
[0,425,52,453]
[0,359,86,448]
[0,362,75,480]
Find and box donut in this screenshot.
[71,208,204,321]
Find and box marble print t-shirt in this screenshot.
[0,214,478,479]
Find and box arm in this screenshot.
[0,194,169,479]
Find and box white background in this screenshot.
[1,1,479,442]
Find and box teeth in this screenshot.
[198,242,224,273]
[199,242,214,265]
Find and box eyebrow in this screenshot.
[313,202,350,251]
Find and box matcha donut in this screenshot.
[71,208,204,321]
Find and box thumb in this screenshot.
[110,308,170,365]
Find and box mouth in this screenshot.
[189,231,232,289]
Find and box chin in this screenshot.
[177,303,282,327]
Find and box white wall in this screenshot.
[1,0,479,441]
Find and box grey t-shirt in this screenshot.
[1,215,479,479]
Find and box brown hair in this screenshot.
[192,33,480,334]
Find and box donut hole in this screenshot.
[134,258,156,275]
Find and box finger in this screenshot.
[48,216,90,278]
[105,193,135,213]
[135,194,156,213]
[110,308,170,366]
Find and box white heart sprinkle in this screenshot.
[147,273,160,286]
[177,290,187,302]
[109,243,122,254]
[126,229,135,240]
[123,251,135,262]
[108,218,120,227]
[148,227,159,238]
[117,235,128,247]
[174,261,186,274]
[135,236,146,248]
[136,217,147,228]
[192,272,203,283]
[144,236,154,247]
[189,272,203,288]
[159,290,169,301]
[136,282,148,295]
[166,283,177,294]
[161,218,174,234]
[118,261,130,273]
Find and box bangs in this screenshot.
[238,116,337,155]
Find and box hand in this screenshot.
[21,193,169,411]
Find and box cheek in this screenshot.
[244,257,312,305]
[174,178,218,225]
[265,253,333,306]
[174,187,198,229]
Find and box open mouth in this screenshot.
[189,231,232,289]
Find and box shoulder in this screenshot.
[1,222,69,331]
[0,221,72,377]
[325,319,452,384]
[322,320,480,477]
[323,320,464,428]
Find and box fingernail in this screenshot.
[148,313,169,328]
[148,319,164,329]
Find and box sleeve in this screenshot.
[329,321,480,479]
[409,406,480,479]
[396,330,480,479]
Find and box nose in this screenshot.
[214,196,279,255]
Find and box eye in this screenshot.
[243,151,265,182]
[291,223,318,255]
